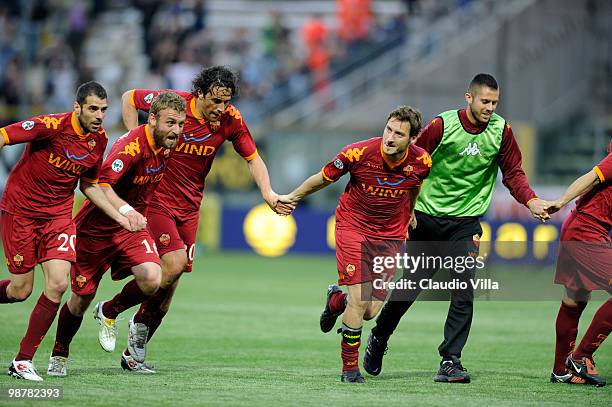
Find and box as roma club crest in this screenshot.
[159,233,171,247]
[75,275,87,288]
[87,139,96,151]
[345,264,356,277]
[13,254,24,267]
[403,165,413,176]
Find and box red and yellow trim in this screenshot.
[71,112,89,138]
[81,177,99,184]
[380,141,408,168]
[321,167,334,182]
[129,89,136,107]
[189,97,207,124]
[1,128,10,145]
[243,150,258,162]
[145,125,163,155]
[594,166,605,182]
[526,197,539,206]
[97,182,111,187]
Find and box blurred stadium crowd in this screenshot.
[0,0,477,128]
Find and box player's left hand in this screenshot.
[276,194,298,216]
[527,198,551,222]
[544,199,564,215]
[125,209,147,231]
[409,211,417,230]
[265,191,296,216]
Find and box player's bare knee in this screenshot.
[9,283,32,302]
[162,251,187,281]
[141,268,161,295]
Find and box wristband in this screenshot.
[118,204,134,216]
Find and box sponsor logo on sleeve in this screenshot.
[118,137,141,157]
[416,152,433,167]
[144,93,154,104]
[21,121,35,131]
[341,146,367,162]
[333,159,344,170]
[38,116,63,129]
[111,159,124,173]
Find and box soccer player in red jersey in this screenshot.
[47,92,187,377]
[0,82,147,381]
[546,139,612,387]
[119,66,292,369]
[279,106,431,383]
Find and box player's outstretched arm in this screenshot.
[279,172,332,205]
[121,90,139,130]
[546,169,601,215]
[247,155,293,215]
[80,182,146,232]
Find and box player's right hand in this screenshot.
[123,210,147,231]
[544,199,564,215]
[276,194,298,216]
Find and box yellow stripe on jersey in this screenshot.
[244,150,258,162]
[81,177,100,184]
[594,166,605,182]
[129,90,136,107]
[1,128,10,145]
[321,167,334,182]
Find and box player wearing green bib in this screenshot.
[363,74,549,383]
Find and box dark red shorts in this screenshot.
[147,206,199,272]
[1,211,76,274]
[335,227,403,300]
[70,229,159,296]
[555,213,612,293]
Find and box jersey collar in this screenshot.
[189,97,207,125]
[71,112,90,138]
[145,124,163,155]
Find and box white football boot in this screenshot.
[127,315,149,363]
[8,360,43,381]
[93,301,118,352]
[121,351,156,374]
[47,356,68,377]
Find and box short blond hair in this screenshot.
[150,92,186,117]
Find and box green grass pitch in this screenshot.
[0,252,610,406]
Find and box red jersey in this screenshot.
[572,149,612,235]
[75,124,173,236]
[0,112,107,219]
[128,89,257,217]
[322,137,431,239]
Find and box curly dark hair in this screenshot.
[192,66,239,98]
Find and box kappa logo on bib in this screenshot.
[460,142,481,156]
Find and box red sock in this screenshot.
[134,287,168,325]
[16,293,60,361]
[574,300,612,360]
[103,280,150,319]
[0,280,10,303]
[329,291,347,314]
[52,303,84,358]
[340,323,361,372]
[145,309,167,342]
[553,301,586,374]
